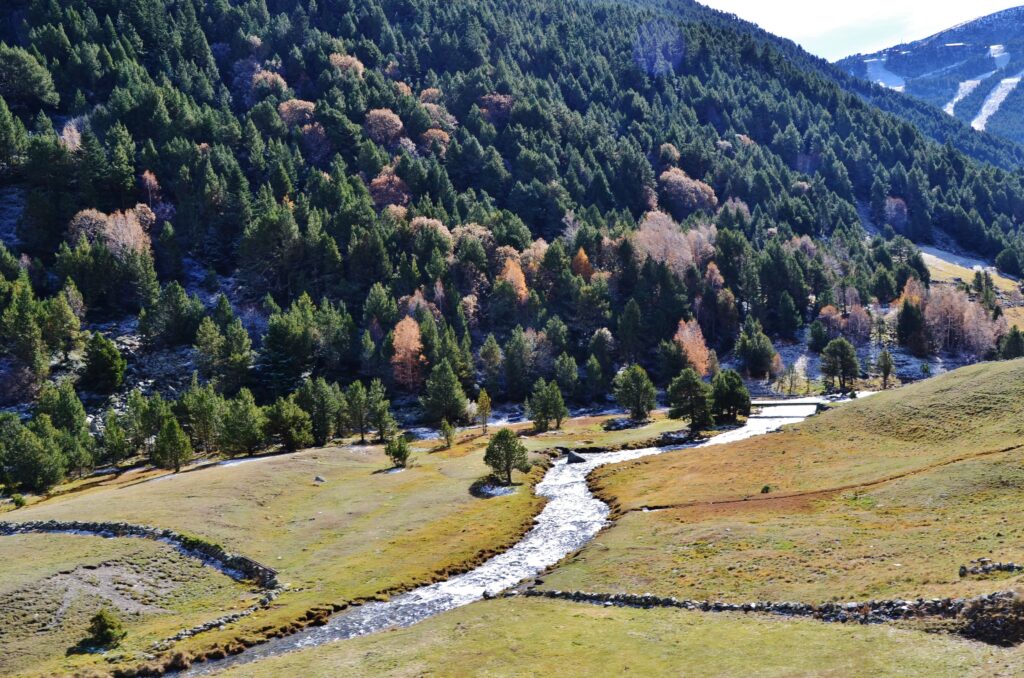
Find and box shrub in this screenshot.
[82,332,126,393]
[385,435,411,468]
[11,493,25,508]
[87,609,126,647]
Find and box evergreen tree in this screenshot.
[667,368,713,432]
[220,388,266,455]
[613,364,657,421]
[100,409,130,464]
[822,338,860,392]
[479,333,503,395]
[1000,326,1024,360]
[266,397,313,451]
[385,434,411,468]
[484,428,530,485]
[526,379,568,432]
[617,299,643,362]
[179,374,223,453]
[346,381,370,443]
[440,419,455,449]
[711,370,751,421]
[736,316,776,377]
[420,359,468,424]
[554,352,579,399]
[295,377,342,446]
[477,389,492,433]
[152,417,193,472]
[503,327,532,400]
[82,332,126,393]
[368,379,395,442]
[877,348,895,388]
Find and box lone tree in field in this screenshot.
[822,338,860,392]
[667,368,713,433]
[440,419,455,449]
[485,428,530,485]
[477,389,492,433]
[385,434,411,468]
[613,364,657,421]
[877,348,894,389]
[711,369,750,422]
[87,609,126,648]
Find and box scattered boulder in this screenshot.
[564,451,587,464]
[314,475,326,483]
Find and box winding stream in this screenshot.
[185,400,825,675]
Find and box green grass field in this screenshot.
[220,596,1024,677]
[540,360,1024,605]
[2,435,549,675]
[0,533,252,676]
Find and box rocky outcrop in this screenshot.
[0,520,278,589]
[959,559,1024,577]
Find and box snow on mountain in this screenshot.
[838,6,1024,144]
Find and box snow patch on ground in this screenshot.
[972,71,1024,130]
[864,58,906,92]
[990,45,1011,69]
[476,484,516,498]
[944,73,995,115]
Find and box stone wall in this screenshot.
[0,520,278,589]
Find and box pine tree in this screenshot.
[613,364,657,422]
[153,417,193,472]
[711,370,750,421]
[368,379,395,442]
[82,332,126,393]
[440,419,455,449]
[554,352,579,399]
[266,397,313,451]
[477,389,492,433]
[420,359,468,424]
[346,381,370,443]
[667,368,713,432]
[220,388,266,455]
[385,434,411,468]
[179,374,224,453]
[617,299,643,362]
[1000,326,1024,360]
[100,409,130,464]
[479,333,503,395]
[877,348,895,388]
[822,338,860,392]
[484,428,530,485]
[295,377,342,446]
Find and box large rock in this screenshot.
[565,451,587,464]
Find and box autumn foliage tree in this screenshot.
[391,316,425,389]
[499,258,529,304]
[673,318,710,375]
[658,167,718,221]
[571,247,593,281]
[365,108,404,145]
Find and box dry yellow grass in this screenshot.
[4,440,546,675]
[922,250,1020,295]
[222,596,1024,678]
[1005,306,1024,330]
[540,360,1024,606]
[0,534,251,676]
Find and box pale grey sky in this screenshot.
[697,1,1023,61]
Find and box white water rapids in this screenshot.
[184,399,828,675]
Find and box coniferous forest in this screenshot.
[2,0,1024,493]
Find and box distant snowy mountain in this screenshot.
[838,6,1024,144]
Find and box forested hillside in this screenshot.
[1,0,1024,493]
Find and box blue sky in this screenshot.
[697,1,1024,61]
